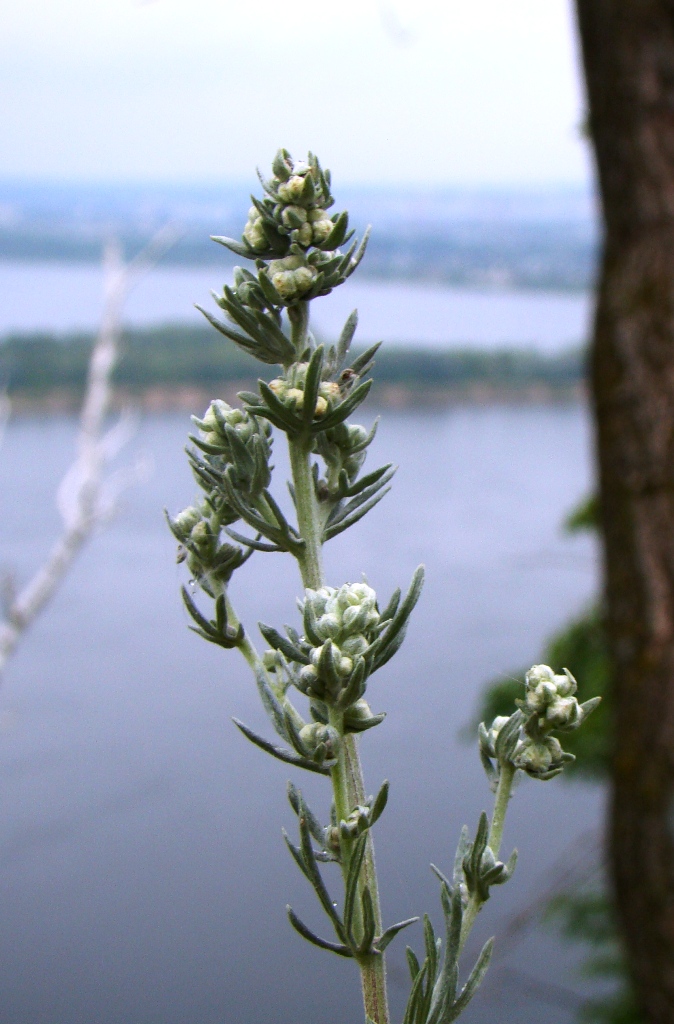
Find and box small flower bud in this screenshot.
[341,634,369,658]
[292,266,316,294]
[172,506,201,538]
[337,656,353,677]
[281,205,308,228]
[190,520,211,548]
[544,696,580,729]
[311,216,334,244]
[317,613,341,638]
[299,723,341,760]
[286,387,305,408]
[297,664,318,693]
[483,715,511,757]
[243,215,267,251]
[293,223,313,247]
[278,175,306,203]
[347,424,368,448]
[263,650,280,671]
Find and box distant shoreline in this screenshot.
[5,380,585,416]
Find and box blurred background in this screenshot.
[0,2,611,1022]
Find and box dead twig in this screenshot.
[0,226,177,675]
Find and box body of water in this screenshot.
[0,261,592,353]
[0,405,603,1023]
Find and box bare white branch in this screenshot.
[0,227,176,676]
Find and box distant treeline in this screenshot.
[0,325,585,399]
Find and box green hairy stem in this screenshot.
[167,148,601,1024]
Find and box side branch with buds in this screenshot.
[168,150,600,1024]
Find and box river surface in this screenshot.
[0,260,592,353]
[0,405,604,1023]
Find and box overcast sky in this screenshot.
[0,0,592,187]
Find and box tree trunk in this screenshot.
[575,2,674,1019]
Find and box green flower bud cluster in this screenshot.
[296,582,380,704]
[512,665,600,779]
[521,664,585,728]
[205,150,369,334]
[166,503,248,592]
[479,664,601,782]
[268,362,343,420]
[268,254,318,302]
[313,421,372,493]
[258,569,423,737]
[166,400,275,595]
[191,400,272,490]
[188,399,272,507]
[241,151,340,257]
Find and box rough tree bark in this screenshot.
[575,2,674,1019]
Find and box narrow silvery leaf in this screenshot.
[344,834,368,945]
[331,469,396,522]
[284,708,309,757]
[579,696,602,718]
[375,917,419,953]
[479,747,498,785]
[430,863,452,892]
[379,587,401,625]
[370,565,424,667]
[283,828,309,881]
[403,961,428,1024]
[258,623,309,665]
[444,886,463,973]
[302,345,325,427]
[286,907,353,958]
[358,886,376,954]
[286,782,325,847]
[350,341,382,378]
[444,937,494,1022]
[225,528,279,553]
[406,946,421,982]
[344,463,394,499]
[262,489,301,540]
[231,718,330,775]
[427,885,462,1024]
[323,488,392,542]
[470,813,489,880]
[346,225,371,277]
[453,826,470,887]
[237,390,260,406]
[336,309,359,367]
[297,803,347,941]
[195,306,259,356]
[258,382,303,434]
[310,379,373,432]
[210,235,255,259]
[252,663,288,738]
[369,780,389,826]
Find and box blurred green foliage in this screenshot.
[546,887,642,1024]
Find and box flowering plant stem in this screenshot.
[168,148,601,1024]
[287,302,389,1024]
